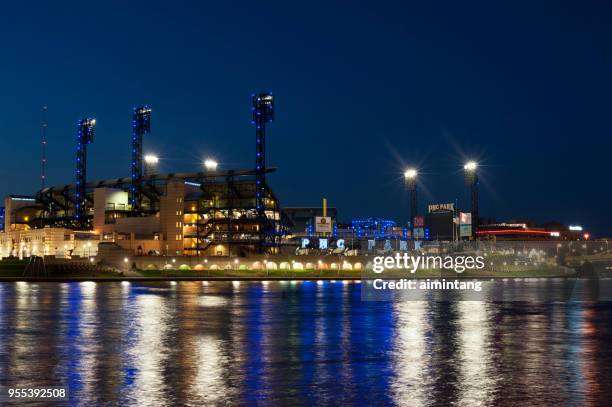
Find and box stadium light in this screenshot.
[144,154,159,176]
[464,161,477,171]
[144,154,159,164]
[204,159,218,171]
[404,168,417,179]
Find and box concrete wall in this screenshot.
[114,216,160,236]
[115,236,162,255]
[159,180,185,255]
[93,188,129,234]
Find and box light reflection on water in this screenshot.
[391,300,431,406]
[0,281,610,406]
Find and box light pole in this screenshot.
[404,169,418,239]
[464,161,479,235]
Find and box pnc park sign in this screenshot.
[427,203,455,213]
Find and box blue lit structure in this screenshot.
[251,93,275,252]
[131,106,151,213]
[75,118,95,223]
[351,218,397,239]
[0,207,4,232]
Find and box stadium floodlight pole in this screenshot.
[75,118,96,225]
[131,106,152,214]
[251,92,274,253]
[404,168,418,239]
[464,161,479,234]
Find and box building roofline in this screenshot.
[38,168,277,193]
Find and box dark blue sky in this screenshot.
[1,1,611,234]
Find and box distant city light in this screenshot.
[144,154,159,164]
[569,225,583,231]
[464,161,478,171]
[204,159,218,171]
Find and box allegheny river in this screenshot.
[0,280,611,406]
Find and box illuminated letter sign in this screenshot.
[336,239,345,249]
[319,238,328,250]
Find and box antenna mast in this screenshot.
[41,106,48,189]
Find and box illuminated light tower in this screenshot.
[131,106,152,213]
[204,159,218,172]
[464,161,479,233]
[144,154,159,176]
[251,92,274,252]
[404,168,418,238]
[75,118,96,223]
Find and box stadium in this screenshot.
[0,94,285,260]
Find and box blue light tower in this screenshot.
[75,118,95,223]
[131,106,151,213]
[251,93,274,252]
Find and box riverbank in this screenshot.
[0,258,578,281]
[0,268,577,282]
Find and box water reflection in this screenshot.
[128,294,167,404]
[0,281,610,405]
[391,299,431,406]
[456,301,494,406]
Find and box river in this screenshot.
[0,280,610,406]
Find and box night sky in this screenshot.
[1,1,611,235]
